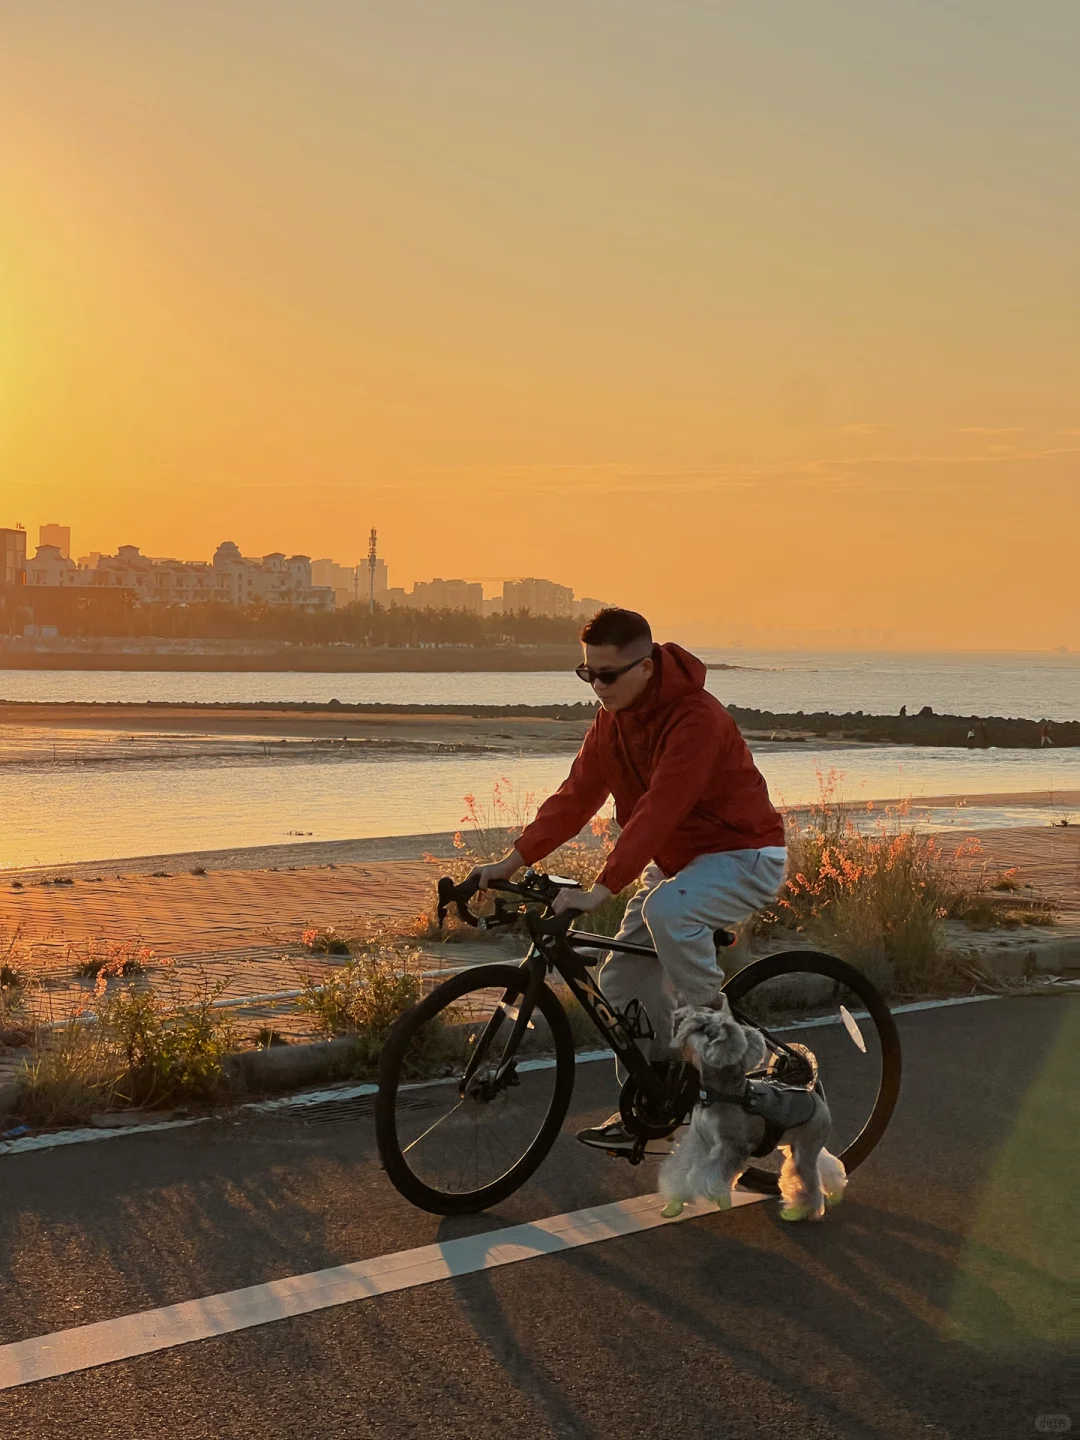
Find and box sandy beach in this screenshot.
[0,703,594,759]
[2,823,1076,1031]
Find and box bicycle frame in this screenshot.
[450,874,807,1115]
[460,919,672,1110]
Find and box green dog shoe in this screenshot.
[780,1203,812,1222]
[661,1200,685,1218]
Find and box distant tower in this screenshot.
[367,528,378,613]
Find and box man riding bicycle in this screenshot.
[470,607,787,1155]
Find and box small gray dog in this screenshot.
[659,999,847,1222]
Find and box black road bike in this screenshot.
[376,870,902,1215]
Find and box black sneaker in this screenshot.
[575,1113,686,1157]
[575,1113,637,1154]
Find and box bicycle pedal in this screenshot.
[606,1140,647,1165]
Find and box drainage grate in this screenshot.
[301,1093,439,1126]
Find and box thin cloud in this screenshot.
[412,444,1080,497]
[954,426,1021,435]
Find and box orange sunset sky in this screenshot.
[1,2,1077,651]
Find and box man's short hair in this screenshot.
[580,608,652,650]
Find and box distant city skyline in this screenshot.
[3,520,612,619]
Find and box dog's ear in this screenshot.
[740,1026,768,1073]
[710,993,734,1023]
[699,1016,748,1072]
[670,1007,702,1053]
[670,1005,694,1035]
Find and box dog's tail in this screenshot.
[818,1150,847,1205]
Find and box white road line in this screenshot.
[0,1189,767,1390]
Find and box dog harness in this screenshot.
[698,1079,820,1158]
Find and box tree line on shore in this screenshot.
[0,587,583,647]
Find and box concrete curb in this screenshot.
[0,1036,363,1118]
[3,930,1076,1120]
[223,1036,359,1093]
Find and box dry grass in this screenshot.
[762,771,1059,998]
[73,939,153,979]
[300,926,351,956]
[10,964,239,1127]
[424,777,635,938]
[296,923,434,1075]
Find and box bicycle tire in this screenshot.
[722,950,902,1194]
[376,963,577,1215]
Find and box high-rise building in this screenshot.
[39,524,71,559]
[1,527,27,586]
[311,557,389,608]
[501,577,575,618]
[575,596,614,618]
[408,578,484,613]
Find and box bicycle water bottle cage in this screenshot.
[620,998,655,1044]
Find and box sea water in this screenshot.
[1,649,1078,721]
[1,741,1076,871]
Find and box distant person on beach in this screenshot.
[1040,720,1053,747]
[899,705,907,717]
[469,607,786,1155]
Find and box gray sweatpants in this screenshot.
[599,846,787,1059]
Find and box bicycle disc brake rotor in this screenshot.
[766,1042,818,1088]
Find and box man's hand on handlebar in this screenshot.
[552,882,612,916]
[466,849,523,893]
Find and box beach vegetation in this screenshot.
[252,1025,288,1048]
[0,932,35,1047]
[760,771,1058,996]
[301,926,351,955]
[297,928,438,1075]
[10,968,237,1126]
[428,778,634,938]
[74,940,152,979]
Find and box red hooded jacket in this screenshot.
[515,643,785,894]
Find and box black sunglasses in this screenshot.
[575,655,649,687]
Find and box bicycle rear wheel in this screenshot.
[722,950,901,1194]
[376,963,576,1215]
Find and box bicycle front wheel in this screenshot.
[376,963,576,1215]
[722,950,902,1194]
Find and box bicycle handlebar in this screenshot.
[435,870,579,933]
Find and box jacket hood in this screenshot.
[623,642,706,716]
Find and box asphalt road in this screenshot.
[0,995,1075,1440]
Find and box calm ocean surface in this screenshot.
[2,649,1078,721]
[1,651,1077,868]
[1,743,1077,871]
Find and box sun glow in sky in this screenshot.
[1,1,1077,648]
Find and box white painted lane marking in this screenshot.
[0,1189,767,1390]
